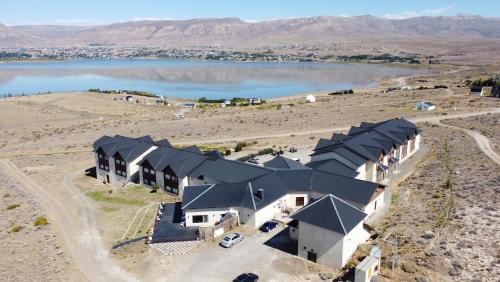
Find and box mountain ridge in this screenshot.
[1,15,499,48]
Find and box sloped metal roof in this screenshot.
[291,194,367,235]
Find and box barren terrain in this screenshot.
[0,63,499,281]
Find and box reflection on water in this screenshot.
[0,60,427,98]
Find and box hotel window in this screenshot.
[192,215,208,223]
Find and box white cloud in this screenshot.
[383,5,455,20]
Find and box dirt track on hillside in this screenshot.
[0,159,136,282]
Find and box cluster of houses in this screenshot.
[92,117,421,269]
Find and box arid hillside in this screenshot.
[1,15,499,48]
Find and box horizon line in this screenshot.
[3,13,494,27]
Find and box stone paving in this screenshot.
[150,240,201,256]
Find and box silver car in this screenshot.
[220,233,244,248]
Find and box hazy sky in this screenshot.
[1,0,497,26]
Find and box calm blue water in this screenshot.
[0,60,426,99]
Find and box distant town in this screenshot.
[0,45,430,64]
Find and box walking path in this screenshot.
[436,121,500,165]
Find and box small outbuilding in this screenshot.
[416,101,436,111]
[305,95,316,103]
[354,255,381,282]
[480,87,492,97]
[291,194,370,269]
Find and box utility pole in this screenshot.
[391,232,398,273]
[383,229,398,278]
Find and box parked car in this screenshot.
[247,158,259,164]
[233,273,259,282]
[260,221,278,232]
[220,233,244,248]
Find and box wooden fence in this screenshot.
[199,213,239,240]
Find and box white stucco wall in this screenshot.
[287,193,309,210]
[355,163,367,181]
[297,221,369,269]
[185,208,238,227]
[363,191,385,217]
[341,222,371,266]
[297,221,345,268]
[251,195,288,228]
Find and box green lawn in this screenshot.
[86,191,145,206]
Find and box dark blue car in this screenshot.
[233,273,259,282]
[260,221,278,232]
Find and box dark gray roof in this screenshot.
[263,156,309,170]
[205,150,225,160]
[330,147,366,167]
[190,158,272,183]
[93,135,155,162]
[155,139,173,148]
[310,171,384,205]
[183,145,202,154]
[291,194,367,235]
[312,118,420,162]
[139,146,207,178]
[182,183,259,210]
[306,159,358,178]
[182,167,383,212]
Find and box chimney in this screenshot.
[256,189,264,200]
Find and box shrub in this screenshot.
[7,204,20,210]
[234,142,247,152]
[34,216,49,226]
[9,225,24,233]
[257,148,274,155]
[401,261,417,273]
[224,149,231,156]
[151,184,160,193]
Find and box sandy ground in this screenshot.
[0,167,81,282]
[442,113,500,155]
[0,63,499,281]
[374,122,500,281]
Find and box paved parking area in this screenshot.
[161,225,326,282]
[228,145,315,166]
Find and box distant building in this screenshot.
[305,95,316,103]
[183,103,197,109]
[416,101,436,111]
[480,87,492,97]
[249,98,262,105]
[470,86,482,95]
[492,85,500,98]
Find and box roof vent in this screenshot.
[256,189,264,200]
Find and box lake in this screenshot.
[0,60,427,99]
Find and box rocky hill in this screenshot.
[0,15,499,48]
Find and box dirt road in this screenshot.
[175,108,500,145]
[435,121,500,165]
[0,159,136,282]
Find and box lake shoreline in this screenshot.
[0,59,434,99]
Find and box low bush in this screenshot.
[234,142,247,152]
[6,203,20,210]
[257,148,274,155]
[9,225,24,233]
[34,216,49,226]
